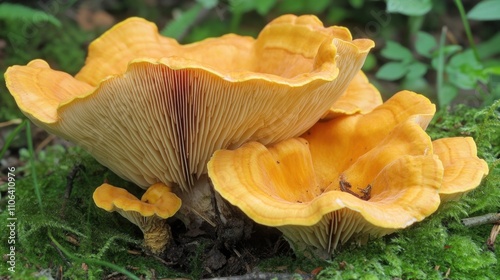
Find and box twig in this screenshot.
[0,119,22,128]
[339,176,371,200]
[35,134,56,153]
[50,241,71,266]
[487,224,500,251]
[60,164,84,219]
[461,213,500,227]
[461,212,500,252]
[65,164,84,199]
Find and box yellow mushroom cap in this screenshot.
[304,90,436,188]
[208,91,443,256]
[322,70,383,119]
[432,137,489,201]
[5,15,374,191]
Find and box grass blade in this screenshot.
[25,121,43,211]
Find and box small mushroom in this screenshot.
[93,183,181,254]
[432,137,489,201]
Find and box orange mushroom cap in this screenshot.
[432,137,489,201]
[93,183,181,224]
[5,15,374,191]
[322,70,383,119]
[208,91,443,257]
[304,90,436,189]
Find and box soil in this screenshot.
[163,209,290,278]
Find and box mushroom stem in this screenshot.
[175,174,249,242]
[142,218,172,255]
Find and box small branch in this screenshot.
[65,164,84,199]
[50,241,71,266]
[461,213,500,227]
[0,119,22,128]
[487,224,500,251]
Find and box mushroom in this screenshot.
[322,70,383,119]
[5,15,374,229]
[93,182,181,254]
[208,91,446,257]
[432,137,489,201]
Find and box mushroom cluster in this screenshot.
[5,14,488,258]
[208,90,489,257]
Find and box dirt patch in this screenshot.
[163,211,290,278]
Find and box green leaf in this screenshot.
[415,31,437,58]
[305,0,331,13]
[476,33,500,59]
[402,76,429,93]
[277,0,330,14]
[349,0,364,9]
[254,0,277,15]
[196,0,218,9]
[437,83,458,106]
[0,3,61,27]
[276,0,305,13]
[327,7,350,23]
[386,0,432,16]
[447,50,488,89]
[483,66,500,75]
[406,62,428,80]
[160,4,203,40]
[376,62,409,81]
[431,45,462,69]
[381,41,413,62]
[183,19,229,43]
[467,0,500,21]
[229,0,257,14]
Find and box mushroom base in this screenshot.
[174,175,253,243]
[142,218,173,255]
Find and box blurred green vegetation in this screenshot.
[1,0,500,120]
[1,0,500,279]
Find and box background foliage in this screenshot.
[1,0,499,279]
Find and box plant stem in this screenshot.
[454,0,480,61]
[26,121,43,212]
[437,26,447,106]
